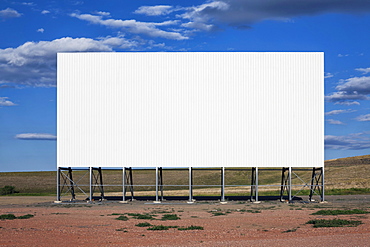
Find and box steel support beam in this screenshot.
[89,167,93,202]
[56,167,61,202]
[188,167,193,202]
[221,167,225,202]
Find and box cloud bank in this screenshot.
[0,36,137,86]
[15,133,57,140]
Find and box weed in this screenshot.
[17,214,34,219]
[116,215,129,221]
[312,209,369,216]
[136,222,152,227]
[282,227,299,233]
[306,219,362,228]
[0,214,34,220]
[116,228,127,231]
[0,186,18,195]
[147,225,170,230]
[178,225,204,231]
[161,214,180,220]
[128,213,155,220]
[246,210,261,213]
[0,214,16,220]
[211,212,225,216]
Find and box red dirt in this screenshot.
[0,195,369,246]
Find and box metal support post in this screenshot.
[56,167,61,202]
[221,167,225,202]
[255,167,259,202]
[280,167,289,201]
[89,167,93,202]
[250,167,256,201]
[154,167,160,203]
[68,167,76,200]
[288,167,292,201]
[122,167,126,202]
[321,167,325,202]
[98,167,104,199]
[159,167,163,201]
[188,167,193,202]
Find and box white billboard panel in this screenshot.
[57,52,323,168]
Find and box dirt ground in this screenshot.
[0,195,369,246]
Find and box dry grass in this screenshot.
[0,155,369,195]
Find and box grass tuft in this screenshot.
[161,214,180,220]
[178,225,204,231]
[306,219,362,228]
[116,215,129,221]
[0,214,34,220]
[147,225,170,231]
[128,213,155,220]
[135,222,152,227]
[312,209,369,215]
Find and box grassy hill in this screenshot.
[0,155,369,196]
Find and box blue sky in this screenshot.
[1,0,370,172]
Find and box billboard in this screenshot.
[57,52,323,168]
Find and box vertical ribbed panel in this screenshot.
[57,52,323,168]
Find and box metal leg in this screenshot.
[89,167,93,202]
[255,167,259,202]
[321,167,325,202]
[188,167,193,202]
[154,167,160,203]
[68,167,76,200]
[56,167,61,202]
[122,167,126,202]
[221,167,225,202]
[280,167,289,201]
[129,168,134,199]
[159,167,163,201]
[288,167,292,201]
[98,167,104,199]
[250,167,256,202]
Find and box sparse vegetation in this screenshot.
[128,213,155,220]
[306,219,362,228]
[115,215,129,221]
[282,227,299,233]
[312,209,369,215]
[0,185,18,195]
[0,214,34,220]
[135,222,152,227]
[147,225,171,231]
[161,214,180,220]
[178,225,204,231]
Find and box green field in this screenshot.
[0,155,369,196]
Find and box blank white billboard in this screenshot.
[57,52,323,168]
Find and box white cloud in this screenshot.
[134,5,173,16]
[15,133,56,140]
[0,36,137,86]
[356,114,370,122]
[37,28,44,33]
[41,10,50,14]
[326,76,370,103]
[179,0,370,30]
[325,72,334,78]
[0,8,21,18]
[71,13,188,40]
[94,11,110,16]
[326,119,345,125]
[325,132,370,150]
[325,109,356,115]
[0,97,16,106]
[356,67,370,74]
[334,101,360,106]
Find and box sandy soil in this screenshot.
[0,195,369,246]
